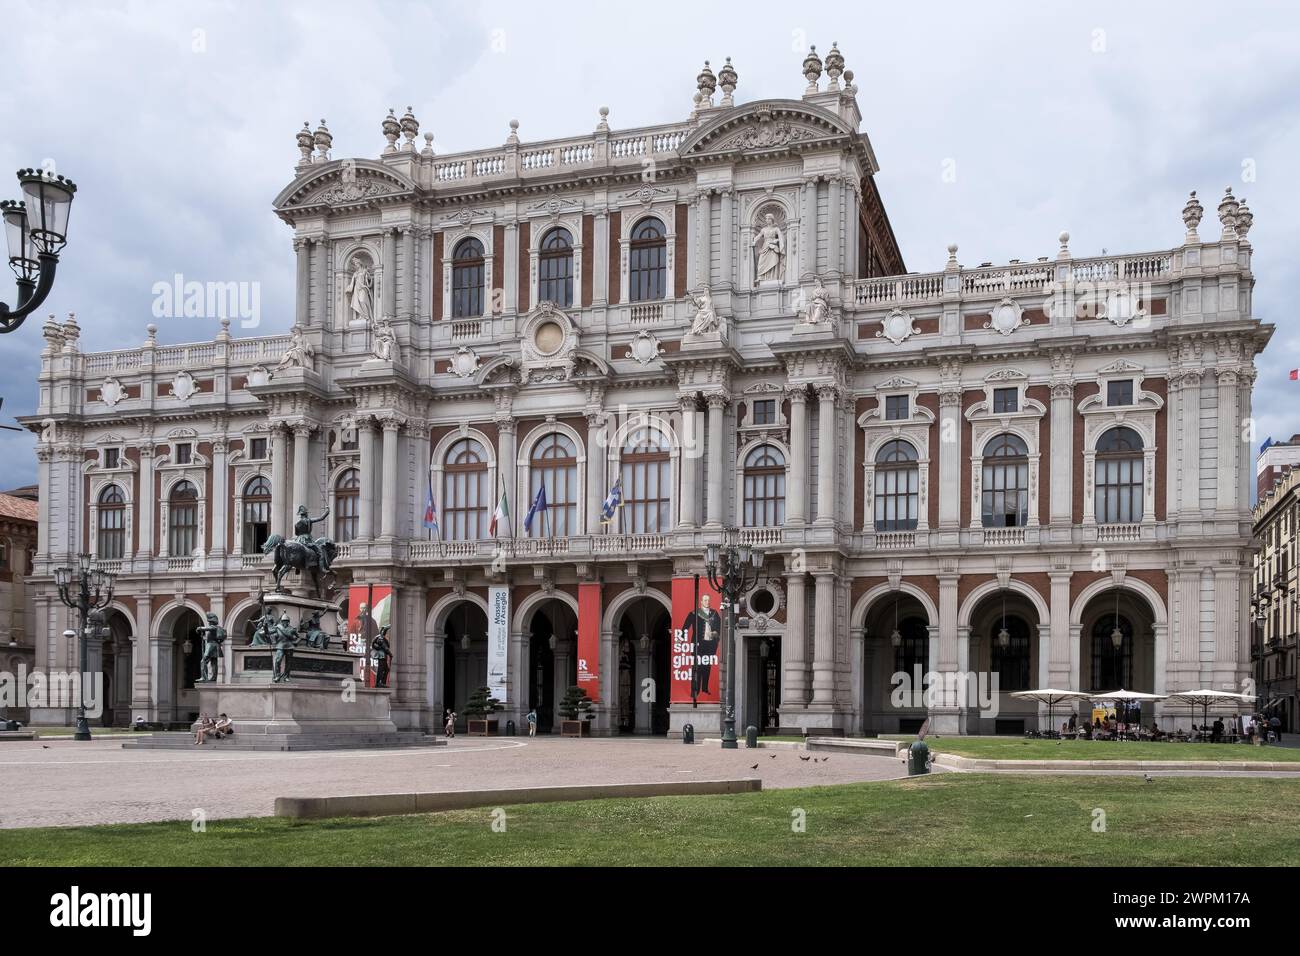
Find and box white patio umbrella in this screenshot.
[1167,688,1256,729]
[1010,689,1088,732]
[1090,689,1168,733]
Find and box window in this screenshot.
[981,433,1029,528]
[175,443,192,465]
[1090,613,1133,690]
[538,227,574,308]
[103,448,120,469]
[168,480,199,556]
[249,437,267,460]
[874,439,919,532]
[620,427,671,533]
[530,433,578,536]
[628,218,667,302]
[241,476,272,553]
[993,388,1018,414]
[989,615,1032,692]
[893,616,929,681]
[743,445,786,527]
[97,485,126,560]
[444,438,489,541]
[884,395,909,421]
[334,469,360,542]
[752,399,777,426]
[452,237,486,318]
[1107,380,1134,407]
[1095,426,1144,524]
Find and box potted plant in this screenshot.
[464,686,503,736]
[558,685,594,737]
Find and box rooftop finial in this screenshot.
[1235,196,1253,239]
[825,42,845,91]
[1218,186,1240,239]
[802,45,823,95]
[382,108,400,154]
[506,119,520,145]
[313,119,332,163]
[718,57,738,108]
[1182,190,1204,239]
[400,106,419,151]
[295,121,314,168]
[596,106,610,132]
[696,60,717,107]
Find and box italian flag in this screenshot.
[489,490,510,537]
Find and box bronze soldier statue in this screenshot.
[195,612,227,683]
[250,607,277,646]
[371,623,394,688]
[300,608,329,650]
[271,612,298,683]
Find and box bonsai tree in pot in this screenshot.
[558,685,594,737]
[464,686,504,736]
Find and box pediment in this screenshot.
[679,100,856,157]
[275,159,417,211]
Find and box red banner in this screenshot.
[577,583,601,701]
[347,583,393,688]
[670,575,722,705]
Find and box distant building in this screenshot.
[1258,434,1300,500]
[1252,466,1299,730]
[0,491,38,720]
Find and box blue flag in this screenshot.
[423,483,439,536]
[600,475,623,524]
[523,483,548,536]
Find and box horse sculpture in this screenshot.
[261,534,338,599]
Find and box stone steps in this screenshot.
[122,731,442,752]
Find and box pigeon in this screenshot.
[41,745,49,749]
[769,754,777,760]
[822,756,830,762]
[750,763,759,770]
[799,754,811,762]
[1144,774,1153,783]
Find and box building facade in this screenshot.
[1252,466,1298,731]
[0,490,38,720]
[1258,434,1300,500]
[21,46,1270,735]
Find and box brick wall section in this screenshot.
[1148,377,1168,520]
[916,392,941,528]
[1073,382,1101,522]
[1027,384,1051,525]
[581,215,593,307]
[1070,569,1168,617]
[674,204,688,298]
[516,222,530,313]
[432,233,443,320]
[960,389,982,526]
[607,212,621,304]
[492,224,505,314]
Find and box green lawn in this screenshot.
[914,737,1300,762]
[4,775,1299,866]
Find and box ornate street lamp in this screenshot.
[52,553,114,740]
[704,537,765,749]
[1,168,77,334]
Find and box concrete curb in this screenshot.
[699,738,805,750]
[933,753,1300,772]
[275,778,763,819]
[807,737,902,757]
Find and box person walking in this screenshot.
[1270,714,1281,744]
[444,708,456,739]
[526,708,538,738]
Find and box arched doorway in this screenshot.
[170,607,204,725]
[615,596,671,735]
[860,591,932,735]
[443,601,489,729]
[100,609,133,727]
[967,590,1041,735]
[529,597,577,735]
[1078,587,1158,726]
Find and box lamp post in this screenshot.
[1,168,78,334]
[52,553,114,740]
[704,537,765,749]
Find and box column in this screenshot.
[210,437,228,555]
[131,597,152,719]
[401,227,415,319]
[357,417,375,540]
[1049,383,1074,526]
[497,415,516,537]
[586,411,605,534]
[292,423,312,516]
[313,237,329,329]
[1048,571,1072,690]
[801,176,819,279]
[1216,368,1239,513]
[787,388,808,524]
[827,176,842,277]
[929,570,960,733]
[719,188,733,288]
[696,190,711,287]
[811,570,835,705]
[677,396,699,529]
[1179,372,1202,517]
[382,228,397,320]
[938,392,962,530]
[270,425,288,535]
[593,211,609,305]
[504,222,518,316]
[380,417,400,539]
[815,385,837,525]
[782,570,807,713]
[705,394,726,528]
[294,239,309,328]
[1238,369,1256,512]
[137,446,155,557]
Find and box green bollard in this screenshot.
[745,725,758,748]
[908,739,931,775]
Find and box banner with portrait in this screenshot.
[670,575,723,705]
[347,583,392,688]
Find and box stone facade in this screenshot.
[1252,466,1298,731]
[20,46,1270,734]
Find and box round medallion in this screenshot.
[534,320,564,355]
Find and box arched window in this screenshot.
[742,445,786,527]
[893,616,929,681]
[1090,613,1133,690]
[538,227,574,308]
[620,427,671,533]
[168,480,199,556]
[628,218,666,302]
[97,484,126,560]
[981,433,1029,528]
[530,433,578,536]
[241,476,272,553]
[452,237,485,318]
[874,439,919,532]
[1095,426,1144,524]
[989,614,1032,692]
[444,438,489,540]
[334,469,360,542]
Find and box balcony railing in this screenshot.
[1096,523,1142,543]
[982,527,1027,546]
[873,531,916,550]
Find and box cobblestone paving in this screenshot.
[0,736,910,829]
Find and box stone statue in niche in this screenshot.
[752,212,785,283]
[347,259,374,326]
[371,316,399,362]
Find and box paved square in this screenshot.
[0,737,909,829]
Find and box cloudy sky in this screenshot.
[0,0,1296,493]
